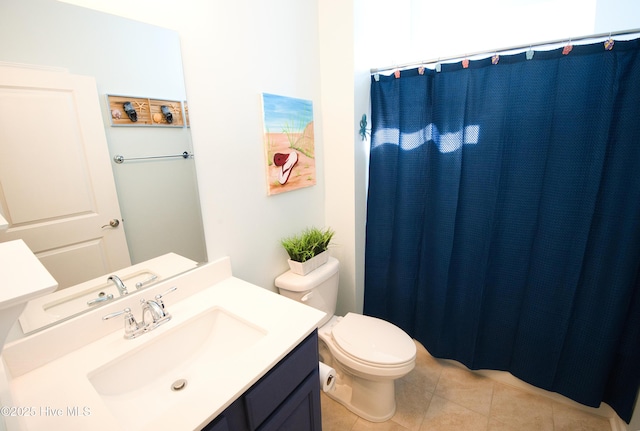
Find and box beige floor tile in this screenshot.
[487,417,521,431]
[434,363,495,416]
[403,341,443,394]
[419,395,489,431]
[352,417,412,431]
[391,378,433,431]
[490,383,554,431]
[553,402,611,431]
[321,392,358,431]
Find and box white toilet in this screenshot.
[275,257,416,422]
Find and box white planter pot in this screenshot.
[288,250,329,276]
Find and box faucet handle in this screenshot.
[155,286,177,301]
[102,307,141,339]
[155,286,177,309]
[135,274,158,289]
[102,307,132,320]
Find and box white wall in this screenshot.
[595,0,640,33]
[318,1,360,316]
[358,0,599,74]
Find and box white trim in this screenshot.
[0,213,7,232]
[610,415,629,431]
[0,61,68,74]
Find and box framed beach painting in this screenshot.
[261,93,316,195]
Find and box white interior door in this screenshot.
[0,65,131,289]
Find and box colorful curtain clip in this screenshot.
[604,38,615,51]
[562,44,573,55]
[374,73,380,82]
[418,66,425,75]
[462,58,469,69]
[526,49,535,60]
[435,63,441,73]
[394,69,401,79]
[491,54,500,65]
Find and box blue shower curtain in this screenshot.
[364,39,640,422]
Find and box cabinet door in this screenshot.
[202,397,249,431]
[202,415,230,431]
[257,371,322,431]
[244,332,318,429]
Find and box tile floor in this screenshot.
[320,340,612,431]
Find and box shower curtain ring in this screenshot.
[563,37,573,55]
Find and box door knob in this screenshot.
[102,219,120,228]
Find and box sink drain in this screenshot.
[171,379,188,391]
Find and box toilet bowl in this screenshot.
[275,257,416,422]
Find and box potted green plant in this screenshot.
[281,226,335,275]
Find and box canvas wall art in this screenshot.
[261,93,316,195]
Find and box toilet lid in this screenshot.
[331,313,416,366]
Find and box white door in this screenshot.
[0,65,131,289]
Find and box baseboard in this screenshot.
[610,416,629,431]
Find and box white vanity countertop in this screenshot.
[2,259,325,431]
[0,240,57,309]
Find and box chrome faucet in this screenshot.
[141,286,177,328]
[87,293,114,306]
[141,298,168,327]
[102,286,178,339]
[102,307,142,339]
[107,275,128,296]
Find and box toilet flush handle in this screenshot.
[301,292,314,302]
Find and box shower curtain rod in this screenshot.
[370,28,640,74]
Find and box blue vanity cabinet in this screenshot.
[254,372,321,431]
[203,330,322,431]
[203,396,249,431]
[203,416,231,431]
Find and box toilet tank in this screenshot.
[275,257,339,327]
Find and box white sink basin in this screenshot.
[88,307,267,429]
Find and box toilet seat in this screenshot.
[326,313,416,376]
